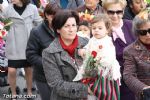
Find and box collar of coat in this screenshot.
[134,39,149,51]
[47,36,88,53]
[45,36,88,71]
[4,4,36,19]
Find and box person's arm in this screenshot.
[26,28,42,69]
[123,49,148,95]
[42,49,88,99]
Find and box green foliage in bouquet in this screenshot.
[144,0,150,4]
[83,51,98,78]
[0,18,13,31]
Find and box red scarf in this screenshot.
[59,35,78,58]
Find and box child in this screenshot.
[77,20,91,39]
[74,14,121,100]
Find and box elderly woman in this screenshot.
[42,10,89,100]
[123,9,150,100]
[26,3,60,100]
[102,0,136,100]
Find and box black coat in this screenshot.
[123,6,135,20]
[26,20,57,82]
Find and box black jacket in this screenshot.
[26,20,57,82]
[123,6,135,20]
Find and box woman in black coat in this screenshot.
[26,3,60,100]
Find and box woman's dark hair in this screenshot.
[44,3,61,19]
[52,10,79,34]
[78,20,90,27]
[20,0,30,5]
[127,0,133,4]
[126,0,133,7]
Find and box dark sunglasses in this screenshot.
[107,10,123,15]
[137,28,150,36]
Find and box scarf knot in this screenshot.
[59,35,78,58]
[112,20,126,44]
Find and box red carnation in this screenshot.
[1,31,6,36]
[91,51,97,58]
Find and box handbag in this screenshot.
[141,88,150,100]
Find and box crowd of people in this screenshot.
[0,0,149,100]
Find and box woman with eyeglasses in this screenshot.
[123,9,150,100]
[102,0,136,100]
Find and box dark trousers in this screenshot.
[35,81,51,100]
[120,82,135,100]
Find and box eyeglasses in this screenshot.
[137,28,150,36]
[107,10,123,15]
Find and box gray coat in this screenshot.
[123,39,150,100]
[2,4,42,60]
[48,0,84,9]
[42,37,88,100]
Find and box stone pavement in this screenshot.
[0,69,41,100]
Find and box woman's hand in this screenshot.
[78,48,86,59]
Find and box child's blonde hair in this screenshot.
[90,14,112,35]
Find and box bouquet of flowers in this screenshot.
[73,48,120,100]
[79,10,95,22]
[0,17,12,72]
[0,18,13,39]
[73,51,99,83]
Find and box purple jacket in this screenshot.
[111,19,136,100]
[112,19,136,74]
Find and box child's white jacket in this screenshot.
[85,35,121,81]
[73,35,121,82]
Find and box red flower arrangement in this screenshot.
[73,50,99,84]
[0,18,13,39]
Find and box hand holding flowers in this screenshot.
[73,50,99,83]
